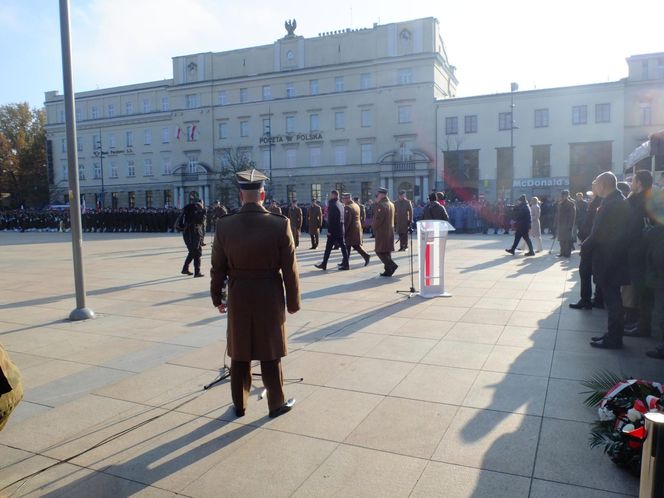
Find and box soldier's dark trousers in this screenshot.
[348,244,370,262]
[559,240,573,257]
[600,282,624,345]
[376,252,396,272]
[182,226,203,273]
[310,228,320,248]
[579,253,603,305]
[509,230,534,253]
[291,228,299,248]
[230,359,284,412]
[321,234,348,266]
[398,231,408,250]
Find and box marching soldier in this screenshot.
[268,200,282,215]
[354,196,366,233]
[288,199,302,248]
[394,190,413,251]
[180,194,206,277]
[210,169,300,418]
[373,187,398,276]
[307,198,322,249]
[342,193,370,267]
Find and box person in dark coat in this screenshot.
[315,190,349,270]
[373,187,398,276]
[181,196,206,277]
[394,191,413,251]
[342,193,370,268]
[555,190,576,257]
[505,195,535,256]
[588,172,633,349]
[570,194,604,310]
[421,193,449,221]
[288,199,302,248]
[575,192,588,242]
[645,224,664,359]
[307,199,322,249]
[210,169,300,418]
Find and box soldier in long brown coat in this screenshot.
[394,191,413,251]
[307,199,322,249]
[288,200,303,248]
[210,169,300,419]
[342,193,370,267]
[373,187,398,276]
[268,200,282,215]
[555,190,576,258]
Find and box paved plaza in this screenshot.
[1,230,661,497]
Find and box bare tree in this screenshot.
[216,147,256,207]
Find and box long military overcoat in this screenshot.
[555,198,576,242]
[373,198,395,253]
[344,201,363,246]
[210,203,301,362]
[394,198,413,233]
[307,203,322,230]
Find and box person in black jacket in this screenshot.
[315,190,349,270]
[570,194,604,310]
[180,196,207,277]
[588,172,632,349]
[505,195,535,256]
[421,193,449,220]
[645,224,664,359]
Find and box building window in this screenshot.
[361,182,371,203]
[334,145,347,165]
[92,134,100,150]
[109,161,118,179]
[335,111,345,130]
[400,141,413,161]
[595,103,611,123]
[464,115,478,133]
[188,156,199,173]
[161,96,169,111]
[61,160,68,180]
[127,160,135,177]
[658,58,664,79]
[163,190,172,207]
[286,149,297,168]
[640,101,652,125]
[398,68,413,84]
[398,105,412,124]
[107,104,115,117]
[240,88,248,103]
[79,164,86,180]
[125,102,133,115]
[445,117,458,135]
[111,192,119,209]
[309,79,319,95]
[287,185,296,203]
[108,134,116,148]
[311,183,321,202]
[310,147,321,167]
[144,158,153,176]
[218,122,228,139]
[360,73,372,89]
[572,105,587,125]
[310,114,320,132]
[335,182,345,194]
[261,149,270,169]
[142,99,150,113]
[77,136,83,152]
[128,191,135,208]
[335,76,344,92]
[286,116,295,133]
[218,91,228,105]
[185,94,199,109]
[61,138,67,153]
[186,125,197,142]
[162,157,171,175]
[91,106,99,119]
[361,109,372,127]
[361,143,373,164]
[642,60,649,80]
[125,131,133,148]
[286,83,295,98]
[93,162,101,179]
[75,108,81,121]
[532,144,551,178]
[262,85,271,100]
[161,127,170,144]
[499,112,513,130]
[58,109,65,123]
[240,121,249,137]
[144,129,152,145]
[145,191,153,208]
[262,118,271,135]
[534,109,549,128]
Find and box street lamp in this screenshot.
[93,130,108,208]
[509,82,519,201]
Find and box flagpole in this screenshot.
[59,0,94,321]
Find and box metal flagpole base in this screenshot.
[68,307,95,321]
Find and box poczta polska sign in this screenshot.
[259,132,323,145]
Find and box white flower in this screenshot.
[622,423,635,433]
[598,406,616,421]
[627,409,643,422]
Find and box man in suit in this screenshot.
[288,199,302,248]
[307,199,322,249]
[394,191,413,251]
[421,192,449,220]
[588,172,632,349]
[341,193,370,268]
[315,190,349,270]
[210,169,300,418]
[373,187,397,276]
[505,195,535,256]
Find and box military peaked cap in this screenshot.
[377,187,388,194]
[235,169,269,190]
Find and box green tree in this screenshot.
[0,103,48,208]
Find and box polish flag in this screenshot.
[176,127,181,140]
[189,125,197,141]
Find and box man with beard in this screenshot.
[180,195,206,277]
[315,190,349,270]
[373,187,398,276]
[341,193,370,268]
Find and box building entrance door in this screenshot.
[397,180,414,200]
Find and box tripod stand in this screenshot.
[396,226,418,298]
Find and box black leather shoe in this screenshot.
[269,399,295,418]
[524,251,535,256]
[181,269,193,275]
[194,272,205,278]
[591,334,607,342]
[569,300,592,310]
[235,407,245,417]
[379,271,392,277]
[645,346,664,359]
[505,249,515,255]
[590,339,622,349]
[314,263,327,270]
[338,265,350,271]
[592,301,605,309]
[364,255,371,267]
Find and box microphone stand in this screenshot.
[396,225,417,298]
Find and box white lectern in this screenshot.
[417,220,455,298]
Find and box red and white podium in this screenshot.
[417,220,455,298]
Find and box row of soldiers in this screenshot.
[0,209,70,232]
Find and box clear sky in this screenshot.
[1,0,663,109]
